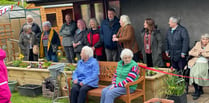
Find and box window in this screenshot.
[109,1,120,17]
[94,3,104,25]
[46,13,57,27]
[81,4,91,26]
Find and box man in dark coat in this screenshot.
[100,8,120,61]
[165,16,190,72]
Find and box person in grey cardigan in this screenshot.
[60,14,77,63]
[73,19,88,61]
[19,24,38,61]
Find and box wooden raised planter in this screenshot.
[7,61,73,95]
[145,68,172,101]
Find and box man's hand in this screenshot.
[166,52,169,57]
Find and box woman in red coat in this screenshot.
[86,18,104,61]
[0,49,11,103]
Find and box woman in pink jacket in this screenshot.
[0,49,11,103]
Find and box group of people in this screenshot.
[17,7,209,101]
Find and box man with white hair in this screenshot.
[165,16,190,73]
[70,46,99,103]
[20,15,41,41]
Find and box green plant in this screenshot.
[42,61,52,69]
[64,64,76,71]
[164,72,185,96]
[12,60,22,67]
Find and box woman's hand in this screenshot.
[109,85,114,90]
[112,37,118,42]
[73,43,77,48]
[73,79,78,84]
[91,47,95,51]
[80,82,84,86]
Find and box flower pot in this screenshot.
[8,81,17,92]
[18,84,42,97]
[144,98,174,103]
[167,93,187,103]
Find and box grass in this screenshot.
[11,92,69,103]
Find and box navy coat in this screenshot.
[165,25,190,62]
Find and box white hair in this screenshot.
[82,46,93,58]
[169,16,180,24]
[201,33,209,39]
[43,21,52,28]
[120,48,133,59]
[23,24,32,32]
[26,15,34,21]
[120,15,131,26]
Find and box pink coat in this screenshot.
[0,49,11,103]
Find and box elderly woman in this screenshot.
[141,18,164,67]
[86,18,104,61]
[19,24,38,61]
[39,21,61,62]
[73,19,88,60]
[70,46,99,103]
[0,49,11,103]
[188,34,209,100]
[112,15,139,62]
[100,48,140,103]
[20,15,42,40]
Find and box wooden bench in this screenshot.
[68,61,146,103]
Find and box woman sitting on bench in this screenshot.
[70,46,99,103]
[100,48,140,103]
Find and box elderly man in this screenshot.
[39,21,61,62]
[60,14,77,63]
[100,8,120,61]
[20,15,41,40]
[165,16,190,73]
[19,25,38,61]
[70,46,99,103]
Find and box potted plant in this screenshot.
[164,73,187,103]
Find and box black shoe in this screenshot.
[193,95,200,100]
[199,90,204,95]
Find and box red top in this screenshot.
[87,29,103,56]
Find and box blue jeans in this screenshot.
[100,85,134,103]
[44,47,58,62]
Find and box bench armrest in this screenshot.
[67,77,72,92]
[125,76,145,88]
[124,76,145,96]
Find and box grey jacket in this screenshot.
[141,29,164,67]
[59,21,77,46]
[73,29,88,53]
[19,32,38,61]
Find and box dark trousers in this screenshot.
[133,51,140,62]
[70,84,95,103]
[64,46,75,63]
[29,49,38,61]
[171,58,187,72]
[44,47,58,62]
[146,54,153,67]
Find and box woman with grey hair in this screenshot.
[70,46,99,103]
[19,24,38,61]
[39,21,61,62]
[112,15,139,62]
[101,48,140,103]
[20,15,41,41]
[188,33,209,100]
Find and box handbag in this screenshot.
[33,45,39,55]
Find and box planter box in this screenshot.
[144,98,174,103]
[145,68,172,100]
[167,93,187,103]
[8,81,17,92]
[18,84,42,97]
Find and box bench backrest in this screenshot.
[98,61,146,82]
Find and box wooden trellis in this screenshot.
[0,24,16,61]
